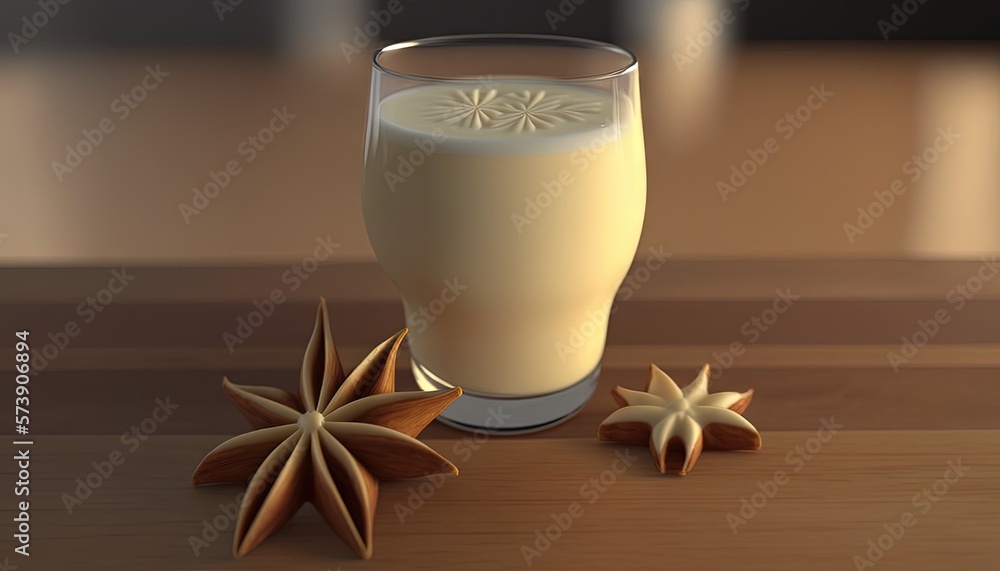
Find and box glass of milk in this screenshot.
[362,35,646,433]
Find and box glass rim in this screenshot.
[372,34,639,83]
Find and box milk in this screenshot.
[363,81,646,397]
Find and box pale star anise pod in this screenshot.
[192,298,462,559]
[598,364,761,475]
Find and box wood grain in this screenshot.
[9,343,1000,373]
[5,299,1000,352]
[6,433,997,571]
[15,365,1000,436]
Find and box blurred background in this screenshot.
[1,0,997,265]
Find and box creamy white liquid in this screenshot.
[363,81,646,396]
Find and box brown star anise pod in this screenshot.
[192,298,462,559]
[598,364,761,475]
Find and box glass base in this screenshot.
[411,358,599,434]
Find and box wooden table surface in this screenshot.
[5,432,998,571]
[2,260,999,569]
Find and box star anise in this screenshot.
[192,298,462,559]
[598,364,761,475]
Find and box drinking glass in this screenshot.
[362,35,646,433]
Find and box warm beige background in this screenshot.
[1,46,997,265]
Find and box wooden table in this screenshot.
[10,432,999,570]
[2,260,999,569]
